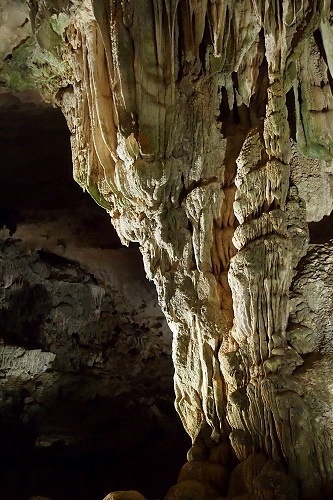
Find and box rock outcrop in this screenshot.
[2,1,333,498]
[0,101,189,499]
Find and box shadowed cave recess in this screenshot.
[2,1,333,500]
[0,97,190,500]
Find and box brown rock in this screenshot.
[3,2,333,498]
[103,492,145,500]
[228,452,268,497]
[209,441,231,466]
[164,479,219,500]
[187,444,209,462]
[254,470,298,499]
[178,460,229,494]
[30,497,51,500]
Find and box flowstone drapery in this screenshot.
[2,1,333,498]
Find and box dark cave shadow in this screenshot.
[0,402,190,500]
[308,212,333,244]
[0,277,52,349]
[0,103,190,500]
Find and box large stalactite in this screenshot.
[2,1,333,498]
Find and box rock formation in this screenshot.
[2,1,333,498]
[0,98,189,499]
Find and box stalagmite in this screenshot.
[2,0,333,498]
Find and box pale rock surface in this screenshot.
[2,1,333,499]
[0,0,31,69]
[288,240,333,467]
[290,140,333,222]
[103,492,146,500]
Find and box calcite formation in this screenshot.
[2,1,333,498]
[0,102,188,499]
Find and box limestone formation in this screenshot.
[2,1,333,498]
[103,492,146,500]
[0,100,187,499]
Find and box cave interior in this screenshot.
[0,95,190,500]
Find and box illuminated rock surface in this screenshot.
[0,103,188,499]
[1,1,333,499]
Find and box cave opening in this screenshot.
[0,93,190,500]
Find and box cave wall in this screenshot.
[2,1,333,499]
[0,100,190,499]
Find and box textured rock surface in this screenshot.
[290,140,333,222]
[0,103,189,500]
[103,492,146,500]
[2,1,333,499]
[0,1,32,72]
[0,236,173,448]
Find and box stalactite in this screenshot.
[2,0,333,497]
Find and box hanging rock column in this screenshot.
[3,0,333,497]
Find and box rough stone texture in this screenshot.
[178,460,229,494]
[227,451,300,499]
[0,1,32,71]
[0,102,190,500]
[30,497,51,500]
[0,235,173,449]
[2,1,333,499]
[290,140,333,222]
[164,479,220,500]
[103,492,146,500]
